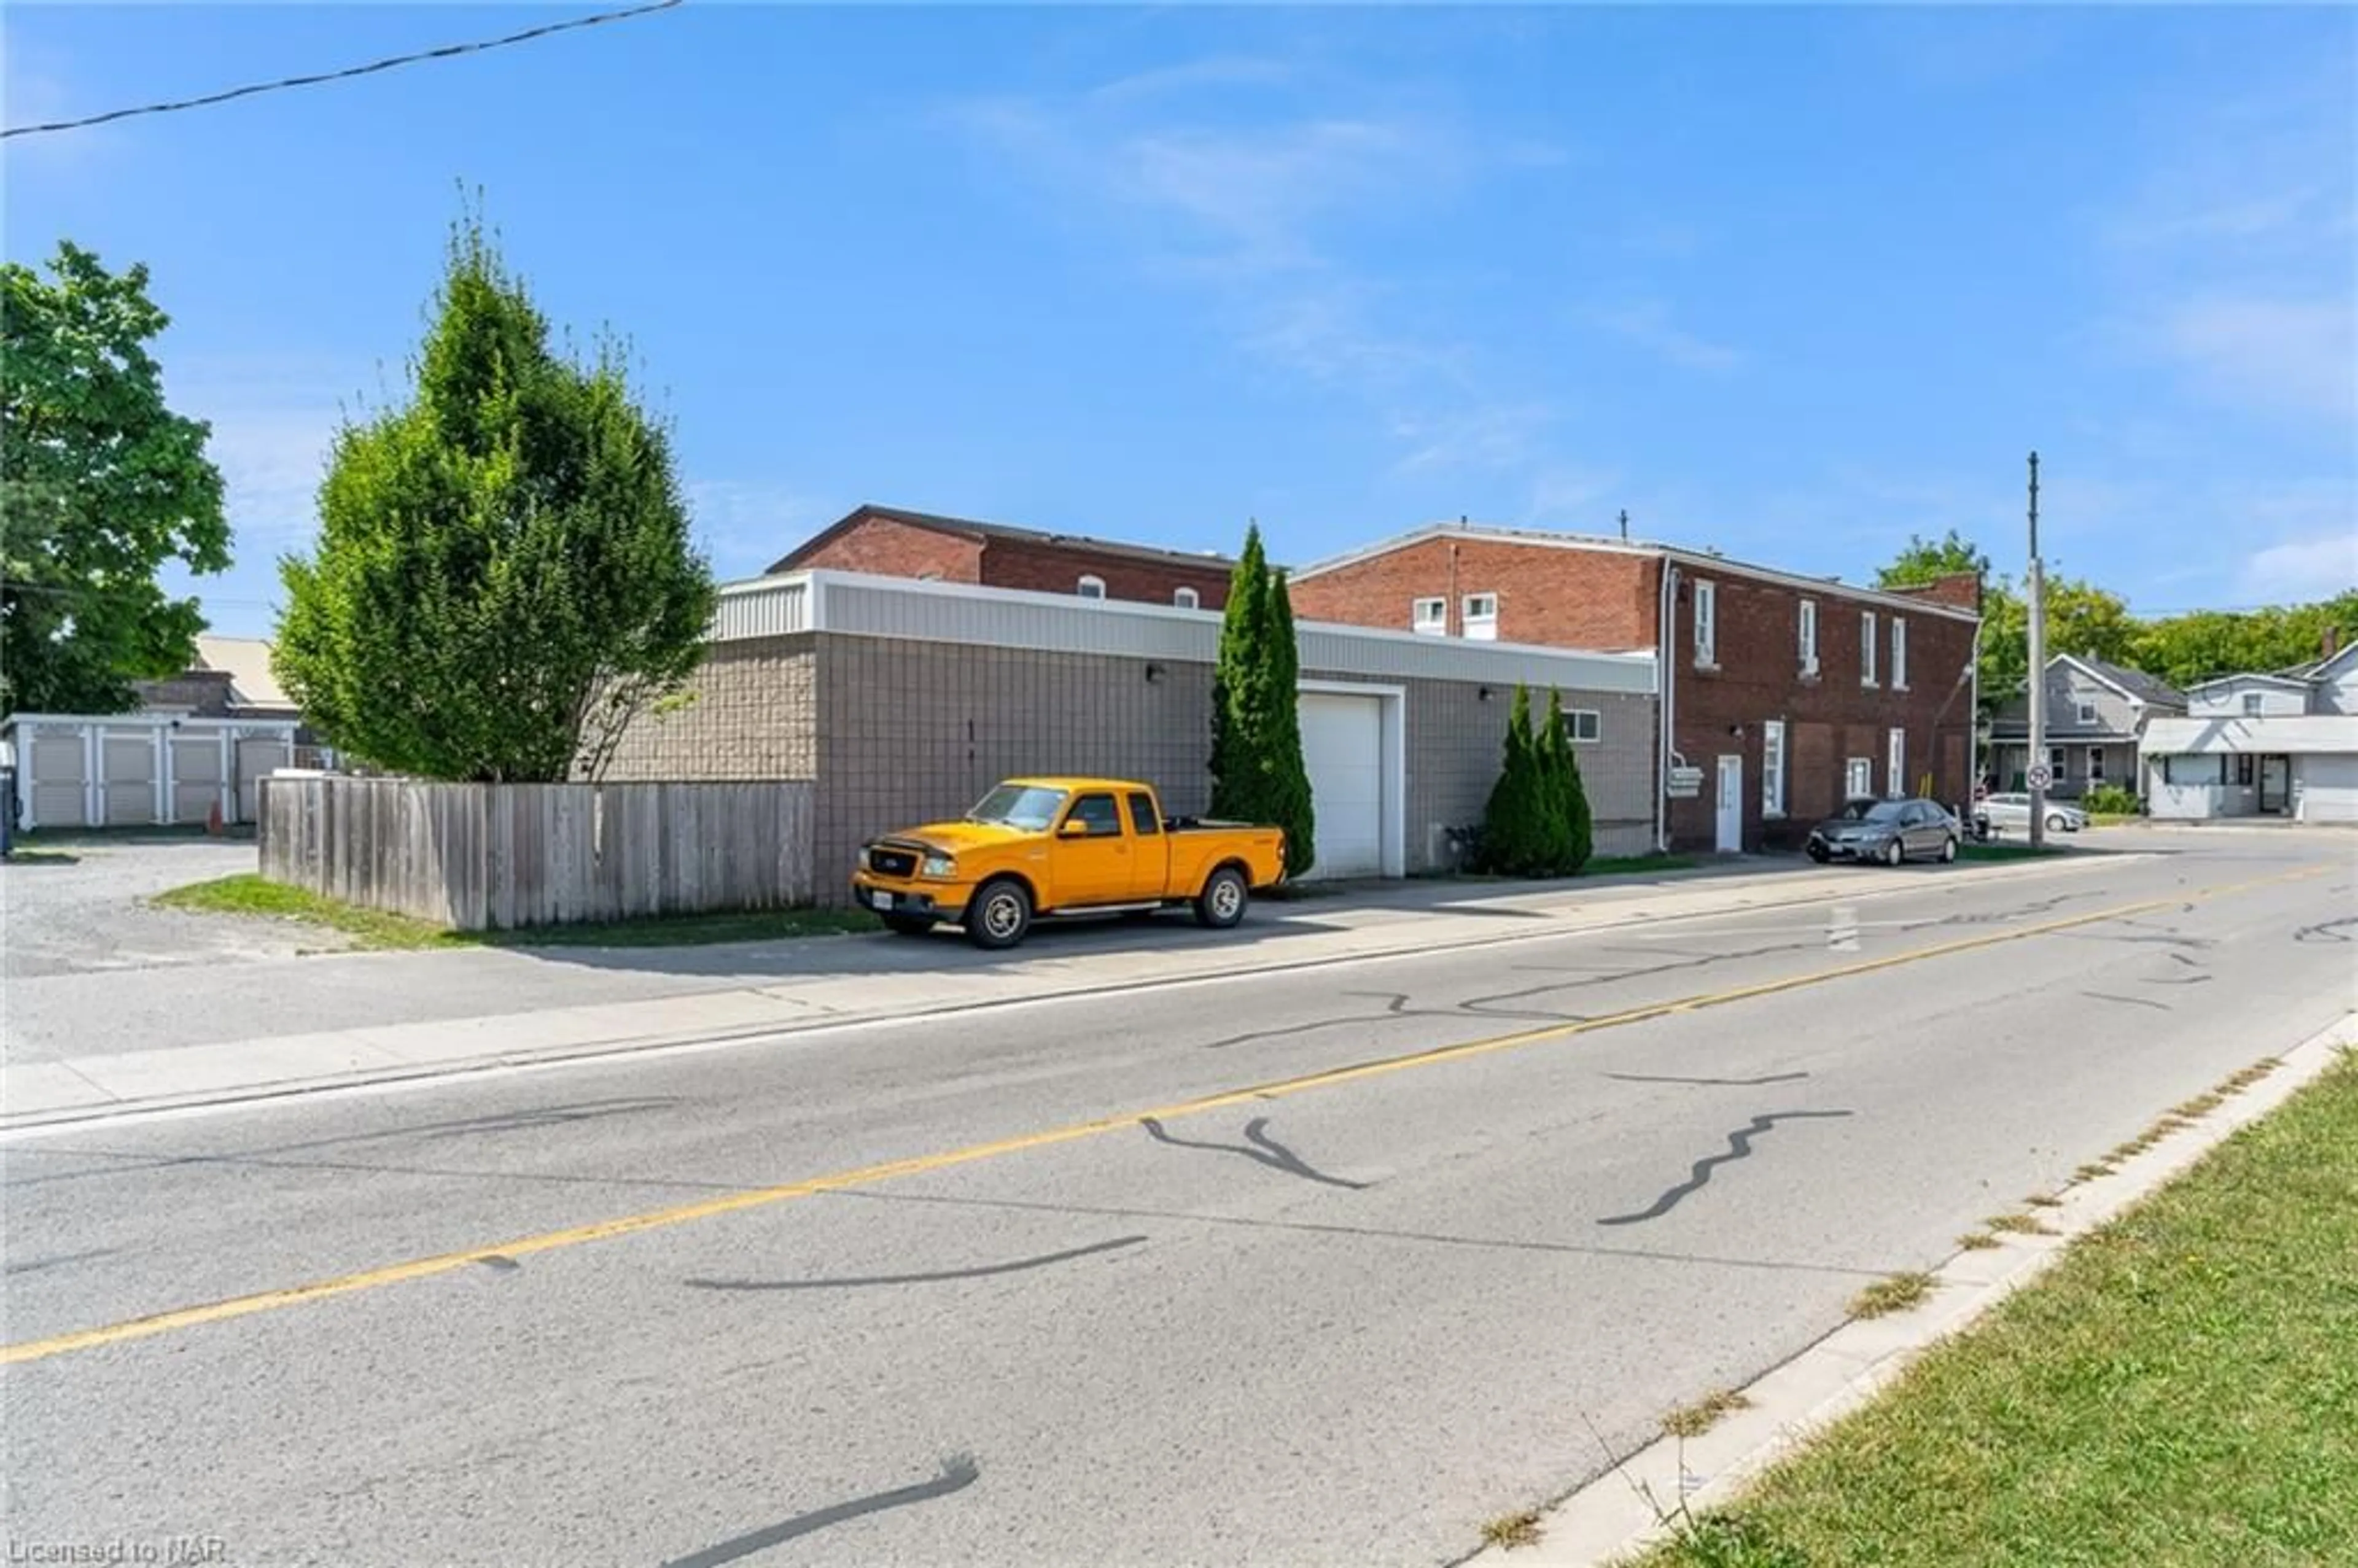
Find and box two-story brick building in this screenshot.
[1288,522,1983,853]
[771,504,1237,610]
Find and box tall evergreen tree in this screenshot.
[1543,688,1595,872]
[1208,524,1316,878]
[1263,568,1316,878]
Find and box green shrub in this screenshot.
[2082,783,2141,815]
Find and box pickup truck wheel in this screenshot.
[1195,866,1249,930]
[966,879,1032,950]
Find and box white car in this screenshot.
[1977,791,2085,834]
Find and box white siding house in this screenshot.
[2141,644,2358,823]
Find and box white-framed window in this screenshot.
[1568,708,1601,743]
[1762,720,1788,818]
[2087,746,2106,782]
[2076,701,2098,726]
[1412,597,1447,635]
[1887,726,1907,796]
[1173,586,1200,610]
[2241,691,2263,716]
[1693,580,1718,667]
[1861,611,1878,686]
[1846,756,1874,798]
[1798,599,1819,675]
[1891,617,1909,689]
[1077,574,1107,600]
[1462,592,1500,642]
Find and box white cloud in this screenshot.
[686,481,823,580]
[1584,300,1743,375]
[1389,404,1554,476]
[2155,296,2357,426]
[951,61,1569,487]
[2238,534,2358,602]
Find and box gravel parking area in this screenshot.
[1,837,354,980]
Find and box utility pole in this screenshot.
[2026,451,2047,851]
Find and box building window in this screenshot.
[1462,592,1499,642]
[1173,586,1200,610]
[1568,708,1601,743]
[1694,580,1718,666]
[1861,611,1878,686]
[1798,600,1819,675]
[2049,745,2069,782]
[1888,726,1907,796]
[2087,746,2106,782]
[1762,720,1788,818]
[1846,757,1873,799]
[1077,575,1107,600]
[1891,617,1909,689]
[1412,597,1447,635]
[2236,753,2255,786]
[2076,701,2097,726]
[2242,691,2263,716]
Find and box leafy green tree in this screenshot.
[2,242,229,713]
[1208,522,1315,877]
[2133,592,2358,688]
[274,208,714,781]
[1972,575,2136,714]
[1875,529,1990,590]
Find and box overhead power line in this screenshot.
[2,0,685,140]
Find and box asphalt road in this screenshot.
[5,831,2353,1568]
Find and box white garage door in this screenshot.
[1298,691,1385,880]
[2297,755,2358,823]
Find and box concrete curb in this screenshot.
[1463,1010,2358,1567]
[1,853,2134,1136]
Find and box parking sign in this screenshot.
[2027,764,2053,790]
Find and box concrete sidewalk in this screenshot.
[1,855,2119,1130]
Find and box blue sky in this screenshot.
[8,4,2353,639]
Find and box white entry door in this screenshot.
[1715,754,1744,853]
[1297,691,1386,879]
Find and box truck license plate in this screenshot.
[869,890,893,912]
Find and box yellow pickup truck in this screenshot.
[850,777,1288,949]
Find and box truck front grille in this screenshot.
[867,846,919,878]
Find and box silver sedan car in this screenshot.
[1977,791,2086,834]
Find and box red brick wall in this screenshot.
[1665,566,1979,852]
[791,516,984,583]
[1288,537,1659,648]
[982,540,1232,609]
[1890,572,1984,613]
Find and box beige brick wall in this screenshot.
[599,635,817,782]
[1395,679,1656,867]
[813,638,1215,898]
[605,630,1662,901]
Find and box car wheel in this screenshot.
[883,914,935,937]
[1807,844,1831,864]
[2046,812,2069,832]
[1940,835,1958,863]
[965,879,1032,950]
[1195,865,1250,930]
[1881,839,1904,867]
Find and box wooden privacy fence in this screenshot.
[259,774,815,931]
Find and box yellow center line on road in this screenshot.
[2,861,2329,1368]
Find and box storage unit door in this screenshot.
[1297,691,1385,880]
[101,731,158,825]
[171,734,225,825]
[2295,755,2358,823]
[236,739,290,825]
[30,732,90,829]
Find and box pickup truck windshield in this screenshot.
[967,784,1068,830]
